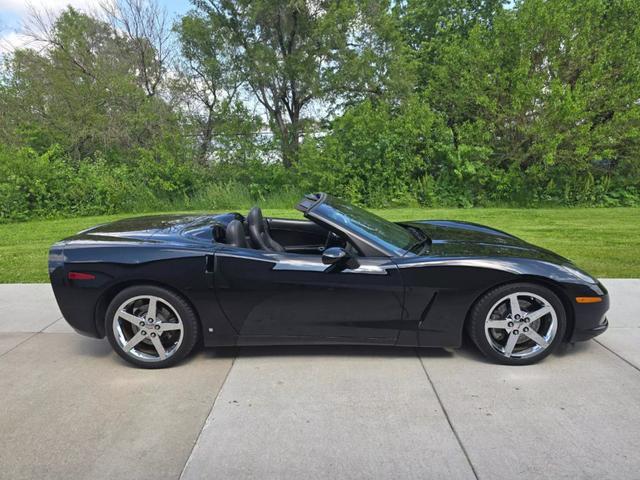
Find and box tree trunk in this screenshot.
[281,126,300,169]
[274,111,299,169]
[279,110,300,169]
[198,107,214,165]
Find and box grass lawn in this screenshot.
[0,207,638,283]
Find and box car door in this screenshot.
[213,247,405,344]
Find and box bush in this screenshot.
[0,145,209,222]
[296,95,640,208]
[0,144,305,223]
[297,96,452,207]
[1,128,639,225]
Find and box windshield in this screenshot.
[311,195,415,256]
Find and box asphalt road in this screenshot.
[0,280,638,480]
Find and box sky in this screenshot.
[0,0,192,54]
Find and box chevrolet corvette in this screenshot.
[49,193,609,368]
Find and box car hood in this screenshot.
[405,220,571,264]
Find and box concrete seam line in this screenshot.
[0,332,39,359]
[417,350,480,480]
[594,339,640,373]
[179,352,237,480]
[40,316,64,332]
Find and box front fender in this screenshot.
[394,256,604,348]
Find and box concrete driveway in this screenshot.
[0,280,639,480]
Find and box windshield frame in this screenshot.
[302,193,417,257]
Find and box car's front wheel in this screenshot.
[468,283,566,365]
[105,285,200,368]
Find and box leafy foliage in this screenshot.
[0,145,198,222]
[0,0,638,222]
[297,96,450,206]
[0,8,183,161]
[407,0,640,206]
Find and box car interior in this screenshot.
[220,206,349,255]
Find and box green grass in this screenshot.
[1,208,638,283]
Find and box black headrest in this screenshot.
[247,206,284,252]
[225,219,248,248]
[247,206,265,233]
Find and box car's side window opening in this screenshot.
[219,207,361,257]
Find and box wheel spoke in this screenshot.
[524,328,549,348]
[123,331,145,352]
[147,297,158,320]
[508,294,522,317]
[486,320,510,329]
[527,305,551,321]
[150,335,166,360]
[504,333,519,357]
[119,311,142,326]
[161,322,182,332]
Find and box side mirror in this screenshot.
[322,247,359,271]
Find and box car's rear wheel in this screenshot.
[105,285,199,368]
[468,283,566,365]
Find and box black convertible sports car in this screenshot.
[49,193,609,368]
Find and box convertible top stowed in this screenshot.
[49,193,609,368]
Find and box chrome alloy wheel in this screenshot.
[484,291,558,360]
[112,295,184,363]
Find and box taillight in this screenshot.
[67,272,96,281]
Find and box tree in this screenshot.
[101,0,174,97]
[173,13,254,164]
[420,0,640,200]
[0,7,181,160]
[182,0,413,167]
[398,0,506,148]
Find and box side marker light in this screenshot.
[575,297,602,304]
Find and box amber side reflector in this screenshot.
[575,296,603,304]
[68,272,96,281]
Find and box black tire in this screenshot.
[106,285,200,369]
[468,282,567,366]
